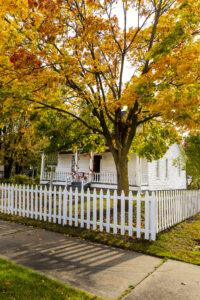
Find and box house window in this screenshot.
[178,161,181,176]
[156,160,160,178]
[165,159,168,178]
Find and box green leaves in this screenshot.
[150,22,185,62]
[183,133,200,184]
[130,122,178,161]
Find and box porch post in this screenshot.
[40,152,45,181]
[89,152,94,182]
[74,150,78,181]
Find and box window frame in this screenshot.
[156,160,160,178]
[165,158,168,178]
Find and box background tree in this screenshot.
[0,114,42,179]
[0,83,49,179]
[1,0,200,193]
[182,133,200,188]
[33,110,107,154]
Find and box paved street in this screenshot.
[0,220,199,300]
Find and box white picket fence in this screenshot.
[0,184,199,241]
[0,183,156,240]
[155,190,200,233]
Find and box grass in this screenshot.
[0,212,200,265]
[0,257,101,300]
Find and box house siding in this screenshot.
[101,152,137,175]
[101,152,115,173]
[56,154,73,172]
[77,154,90,172]
[53,144,187,190]
[147,144,186,190]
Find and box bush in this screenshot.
[189,180,200,190]
[9,174,31,185]
[34,174,40,185]
[0,178,8,184]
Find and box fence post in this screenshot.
[150,191,156,241]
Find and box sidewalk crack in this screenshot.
[118,258,167,300]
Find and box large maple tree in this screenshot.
[1,0,200,193]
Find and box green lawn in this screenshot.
[0,257,100,300]
[0,212,199,265]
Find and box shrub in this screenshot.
[9,174,31,185]
[34,174,40,185]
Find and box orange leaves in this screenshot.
[28,0,38,9]
[10,49,42,70]
[1,0,200,143]
[28,0,59,11]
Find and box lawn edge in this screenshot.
[0,255,101,300]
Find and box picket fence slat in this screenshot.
[136,192,141,238]
[128,191,133,237]
[0,183,199,241]
[93,189,97,230]
[113,190,118,234]
[80,188,84,228]
[121,191,125,236]
[69,187,72,226]
[106,190,110,233]
[87,188,90,229]
[63,188,67,226]
[99,189,103,232]
[145,191,149,239]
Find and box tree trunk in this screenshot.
[15,163,23,175]
[4,158,13,179]
[115,155,129,196]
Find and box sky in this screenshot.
[114,2,150,82]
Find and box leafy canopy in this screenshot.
[0,0,199,165]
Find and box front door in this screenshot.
[93,155,101,173]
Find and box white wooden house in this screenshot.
[40,144,186,191]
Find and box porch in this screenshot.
[40,150,148,190]
[40,170,138,190]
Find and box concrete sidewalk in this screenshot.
[0,220,199,300]
[125,260,200,300]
